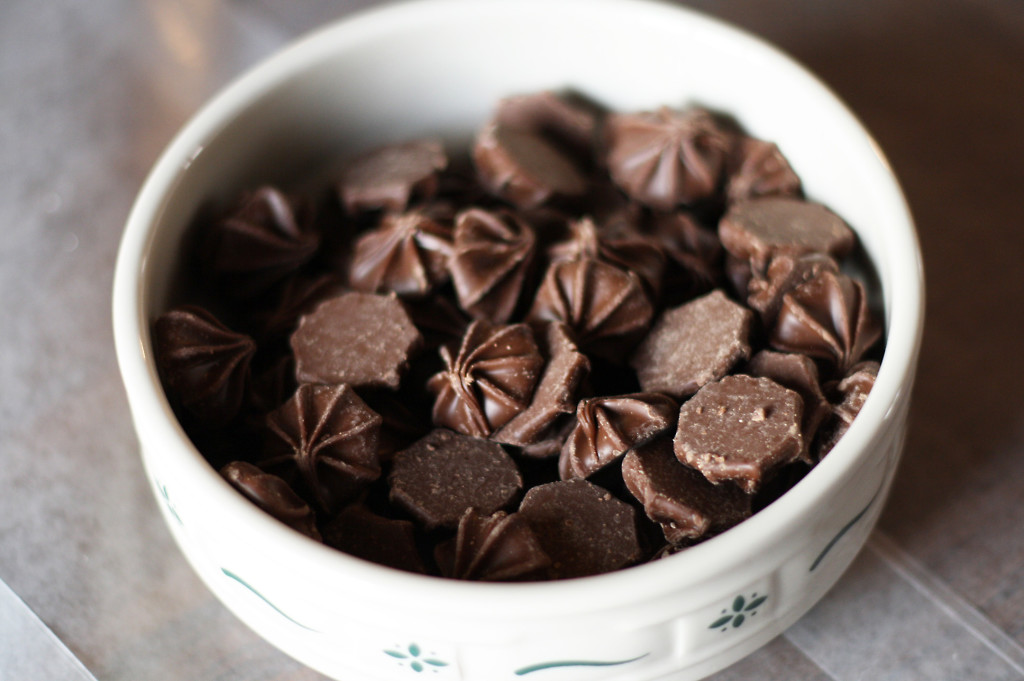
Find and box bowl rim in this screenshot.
[112,0,925,620]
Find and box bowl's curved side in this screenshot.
[113,1,925,680]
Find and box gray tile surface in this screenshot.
[2,0,1024,679]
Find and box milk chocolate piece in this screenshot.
[473,123,587,208]
[449,208,536,323]
[338,139,447,214]
[201,186,320,299]
[549,216,666,297]
[747,350,830,463]
[493,91,598,159]
[770,269,881,375]
[221,461,321,540]
[725,136,802,204]
[323,504,426,574]
[491,322,590,454]
[622,438,751,543]
[388,429,522,530]
[435,509,550,581]
[290,292,421,389]
[673,375,803,493]
[559,393,678,480]
[518,479,642,579]
[631,289,753,398]
[528,256,653,360]
[604,107,731,209]
[428,321,544,437]
[153,305,256,426]
[348,209,453,296]
[263,383,382,513]
[746,253,839,326]
[719,197,855,271]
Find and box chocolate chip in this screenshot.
[322,504,426,574]
[434,509,550,581]
[338,139,447,215]
[518,479,642,579]
[673,375,804,493]
[631,289,752,399]
[388,429,522,530]
[220,461,321,541]
[290,292,422,390]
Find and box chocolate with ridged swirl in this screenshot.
[725,136,803,204]
[388,429,522,530]
[549,216,666,297]
[290,292,422,390]
[622,438,751,544]
[337,139,447,215]
[154,305,257,426]
[449,208,536,323]
[604,107,732,209]
[528,256,653,361]
[518,479,642,580]
[631,289,752,399]
[220,461,321,541]
[262,383,382,514]
[434,509,550,581]
[347,209,453,297]
[428,321,544,438]
[201,186,320,299]
[559,392,678,480]
[746,253,839,327]
[491,322,590,457]
[770,269,881,376]
[473,123,588,208]
[644,210,722,300]
[814,361,880,459]
[719,196,855,271]
[674,375,803,493]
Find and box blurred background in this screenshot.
[2,1,1024,679]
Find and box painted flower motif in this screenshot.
[709,593,768,632]
[384,643,449,673]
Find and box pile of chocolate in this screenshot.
[154,91,882,581]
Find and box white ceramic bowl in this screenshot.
[113,1,925,679]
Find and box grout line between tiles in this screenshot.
[867,531,1024,677]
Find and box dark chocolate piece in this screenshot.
[262,383,382,514]
[449,208,536,323]
[388,429,522,530]
[518,479,642,579]
[347,209,453,296]
[630,289,752,398]
[338,139,447,214]
[435,509,550,581]
[746,253,839,326]
[473,123,587,208]
[549,216,666,297]
[747,350,830,463]
[559,392,678,480]
[815,361,879,459]
[718,196,855,271]
[622,438,751,543]
[153,305,256,426]
[770,269,881,375]
[528,256,653,360]
[427,321,544,437]
[220,461,322,541]
[290,292,422,389]
[201,186,320,299]
[604,107,731,209]
[725,136,802,204]
[644,210,722,300]
[322,504,426,574]
[491,322,590,454]
[673,375,804,493]
[493,90,598,162]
